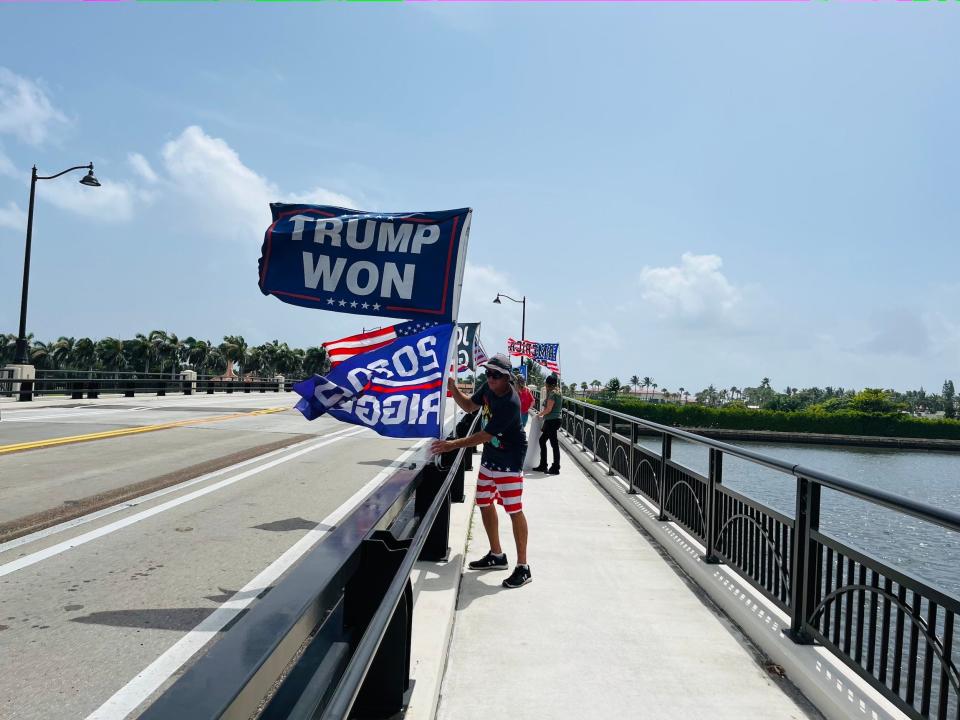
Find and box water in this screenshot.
[636,437,960,599]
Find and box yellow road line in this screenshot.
[0,407,287,456]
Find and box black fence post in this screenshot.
[658,433,671,521]
[414,462,451,561]
[627,421,637,494]
[440,448,466,504]
[591,406,598,462]
[344,531,414,719]
[704,448,723,563]
[86,376,99,400]
[786,476,820,644]
[18,377,33,402]
[607,413,615,475]
[71,376,84,400]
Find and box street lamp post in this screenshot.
[9,163,100,400]
[493,292,527,376]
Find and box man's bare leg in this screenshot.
[509,511,528,565]
[480,504,502,555]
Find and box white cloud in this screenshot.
[453,261,532,358]
[37,179,141,223]
[638,252,743,326]
[127,152,159,183]
[0,144,16,177]
[160,125,357,243]
[0,200,26,231]
[0,67,68,145]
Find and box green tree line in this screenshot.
[1,330,330,379]
[572,376,957,419]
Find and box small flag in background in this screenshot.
[323,321,438,367]
[473,336,489,368]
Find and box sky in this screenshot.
[0,4,957,395]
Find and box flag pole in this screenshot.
[438,209,472,449]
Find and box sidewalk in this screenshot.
[435,447,820,720]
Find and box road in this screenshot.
[0,392,435,719]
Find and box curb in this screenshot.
[559,431,908,720]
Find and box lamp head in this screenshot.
[79,166,100,187]
[492,295,501,304]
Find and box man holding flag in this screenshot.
[431,353,532,589]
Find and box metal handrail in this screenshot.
[320,415,480,719]
[571,395,960,534]
[138,412,478,720]
[559,392,960,720]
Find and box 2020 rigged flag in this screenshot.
[292,322,455,439]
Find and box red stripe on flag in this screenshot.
[368,379,443,394]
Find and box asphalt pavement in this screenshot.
[0,392,433,720]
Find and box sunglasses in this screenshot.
[486,370,507,380]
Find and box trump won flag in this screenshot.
[259,205,471,324]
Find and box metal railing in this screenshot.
[0,369,293,400]
[562,396,960,720]
[139,413,479,720]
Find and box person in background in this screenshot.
[533,374,562,474]
[516,373,534,428]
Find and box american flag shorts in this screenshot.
[476,464,524,515]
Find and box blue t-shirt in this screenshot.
[470,383,528,472]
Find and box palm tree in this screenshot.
[96,337,126,375]
[580,381,588,394]
[73,337,96,371]
[652,383,658,400]
[303,346,329,376]
[220,335,248,379]
[641,376,652,400]
[129,333,153,373]
[29,340,54,369]
[590,379,601,393]
[204,347,227,376]
[51,336,76,369]
[185,338,212,372]
[629,374,640,395]
[165,332,185,378]
[148,330,169,374]
[678,387,686,404]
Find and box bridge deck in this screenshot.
[437,447,822,720]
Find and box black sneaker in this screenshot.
[531,464,547,473]
[468,552,508,570]
[502,565,532,589]
[547,466,560,475]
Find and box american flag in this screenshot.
[541,359,561,374]
[323,320,438,367]
[473,336,489,368]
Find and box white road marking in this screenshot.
[84,438,430,720]
[0,427,369,578]
[0,426,357,556]
[1,394,292,423]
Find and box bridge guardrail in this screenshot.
[2,369,293,400]
[138,412,479,720]
[558,394,959,720]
